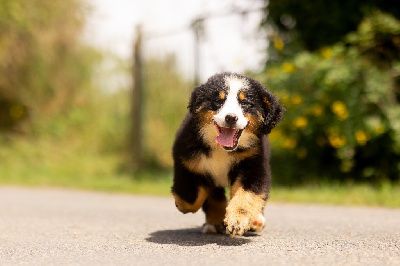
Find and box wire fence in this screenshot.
[139,5,267,84]
[131,4,268,168]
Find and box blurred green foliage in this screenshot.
[0,0,98,132]
[0,54,190,182]
[260,11,400,184]
[0,0,189,177]
[1,0,399,193]
[143,57,191,167]
[264,0,400,53]
[0,0,131,182]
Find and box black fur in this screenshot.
[172,114,213,205]
[228,136,271,195]
[189,74,228,114]
[171,72,284,234]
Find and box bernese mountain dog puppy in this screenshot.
[172,72,284,237]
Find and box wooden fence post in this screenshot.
[132,25,143,170]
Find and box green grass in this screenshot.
[1,133,399,208]
[0,171,173,196]
[271,183,400,208]
[1,161,399,208]
[0,134,170,195]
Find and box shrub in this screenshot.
[262,11,400,184]
[0,0,98,132]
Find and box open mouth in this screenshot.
[213,121,244,151]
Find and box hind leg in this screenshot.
[201,187,227,234]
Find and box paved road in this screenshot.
[0,186,399,265]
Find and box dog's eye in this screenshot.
[239,92,255,108]
[214,91,226,104]
[211,90,226,110]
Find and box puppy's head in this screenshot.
[189,73,284,151]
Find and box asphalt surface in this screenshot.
[0,186,399,265]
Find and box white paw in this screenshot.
[202,223,218,234]
[250,213,265,232]
[202,223,227,234]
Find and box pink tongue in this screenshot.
[215,128,237,147]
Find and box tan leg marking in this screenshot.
[224,178,266,236]
[173,186,208,214]
[202,197,228,234]
[205,197,227,225]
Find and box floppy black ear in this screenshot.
[261,89,285,135]
[188,85,205,114]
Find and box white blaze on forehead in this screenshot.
[225,75,249,95]
[213,75,248,129]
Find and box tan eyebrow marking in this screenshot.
[239,91,245,101]
[263,97,271,109]
[219,91,226,100]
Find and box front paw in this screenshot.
[224,209,251,237]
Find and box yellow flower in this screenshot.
[311,104,324,117]
[294,116,308,129]
[273,37,284,51]
[291,94,303,105]
[355,130,369,146]
[281,62,296,73]
[282,138,297,149]
[374,124,385,134]
[267,68,279,78]
[328,134,346,148]
[331,101,349,120]
[321,47,333,59]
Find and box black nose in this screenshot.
[225,113,238,126]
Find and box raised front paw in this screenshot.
[224,209,252,237]
[172,187,208,214]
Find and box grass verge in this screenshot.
[271,183,400,208]
[1,168,399,208]
[1,135,398,208]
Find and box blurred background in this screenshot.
[0,0,399,205]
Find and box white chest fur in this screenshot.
[183,147,235,187]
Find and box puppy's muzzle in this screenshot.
[225,113,238,127]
